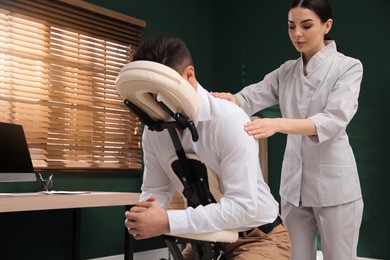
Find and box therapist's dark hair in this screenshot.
[132,33,193,74]
[289,0,340,51]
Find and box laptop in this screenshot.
[0,121,37,182]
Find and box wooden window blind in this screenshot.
[0,0,146,170]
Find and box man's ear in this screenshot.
[181,65,195,80]
[181,65,197,89]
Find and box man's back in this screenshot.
[141,84,279,235]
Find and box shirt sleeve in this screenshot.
[235,62,293,116]
[308,59,363,144]
[140,130,175,209]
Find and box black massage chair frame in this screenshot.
[124,99,226,260]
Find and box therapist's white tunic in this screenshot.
[236,41,363,207]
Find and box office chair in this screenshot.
[116,60,238,260]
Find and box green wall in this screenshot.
[87,0,214,88]
[211,1,390,259]
[1,0,389,259]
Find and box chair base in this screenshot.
[163,235,225,260]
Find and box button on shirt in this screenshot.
[141,84,279,235]
[236,41,363,207]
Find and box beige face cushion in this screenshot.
[115,60,198,121]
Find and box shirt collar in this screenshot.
[195,83,211,123]
[305,41,337,75]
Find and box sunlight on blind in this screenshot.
[0,1,145,170]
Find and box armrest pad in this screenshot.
[166,229,238,243]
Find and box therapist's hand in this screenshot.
[124,196,170,240]
[245,118,279,139]
[211,91,240,106]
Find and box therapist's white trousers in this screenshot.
[282,198,364,260]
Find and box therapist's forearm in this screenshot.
[244,117,317,139]
[277,118,317,136]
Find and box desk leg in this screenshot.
[73,208,81,260]
[124,205,134,260]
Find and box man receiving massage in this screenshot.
[123,33,291,259]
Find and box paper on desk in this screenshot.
[39,190,91,195]
[0,193,16,196]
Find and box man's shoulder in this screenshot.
[208,94,250,124]
[198,85,249,121]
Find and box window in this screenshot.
[0,0,146,170]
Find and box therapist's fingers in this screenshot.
[244,118,277,138]
[211,92,233,101]
[214,92,233,101]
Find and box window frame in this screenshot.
[0,0,146,172]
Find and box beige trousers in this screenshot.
[182,220,291,260]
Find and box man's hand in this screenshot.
[124,196,170,240]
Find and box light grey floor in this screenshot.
[91,249,380,260]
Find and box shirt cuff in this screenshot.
[307,116,321,144]
[167,209,191,235]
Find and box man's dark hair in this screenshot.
[132,33,193,74]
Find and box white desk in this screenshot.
[0,192,140,260]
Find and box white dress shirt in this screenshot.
[140,84,279,235]
[236,41,363,207]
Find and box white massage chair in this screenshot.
[116,60,238,260]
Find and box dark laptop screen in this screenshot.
[0,122,36,181]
